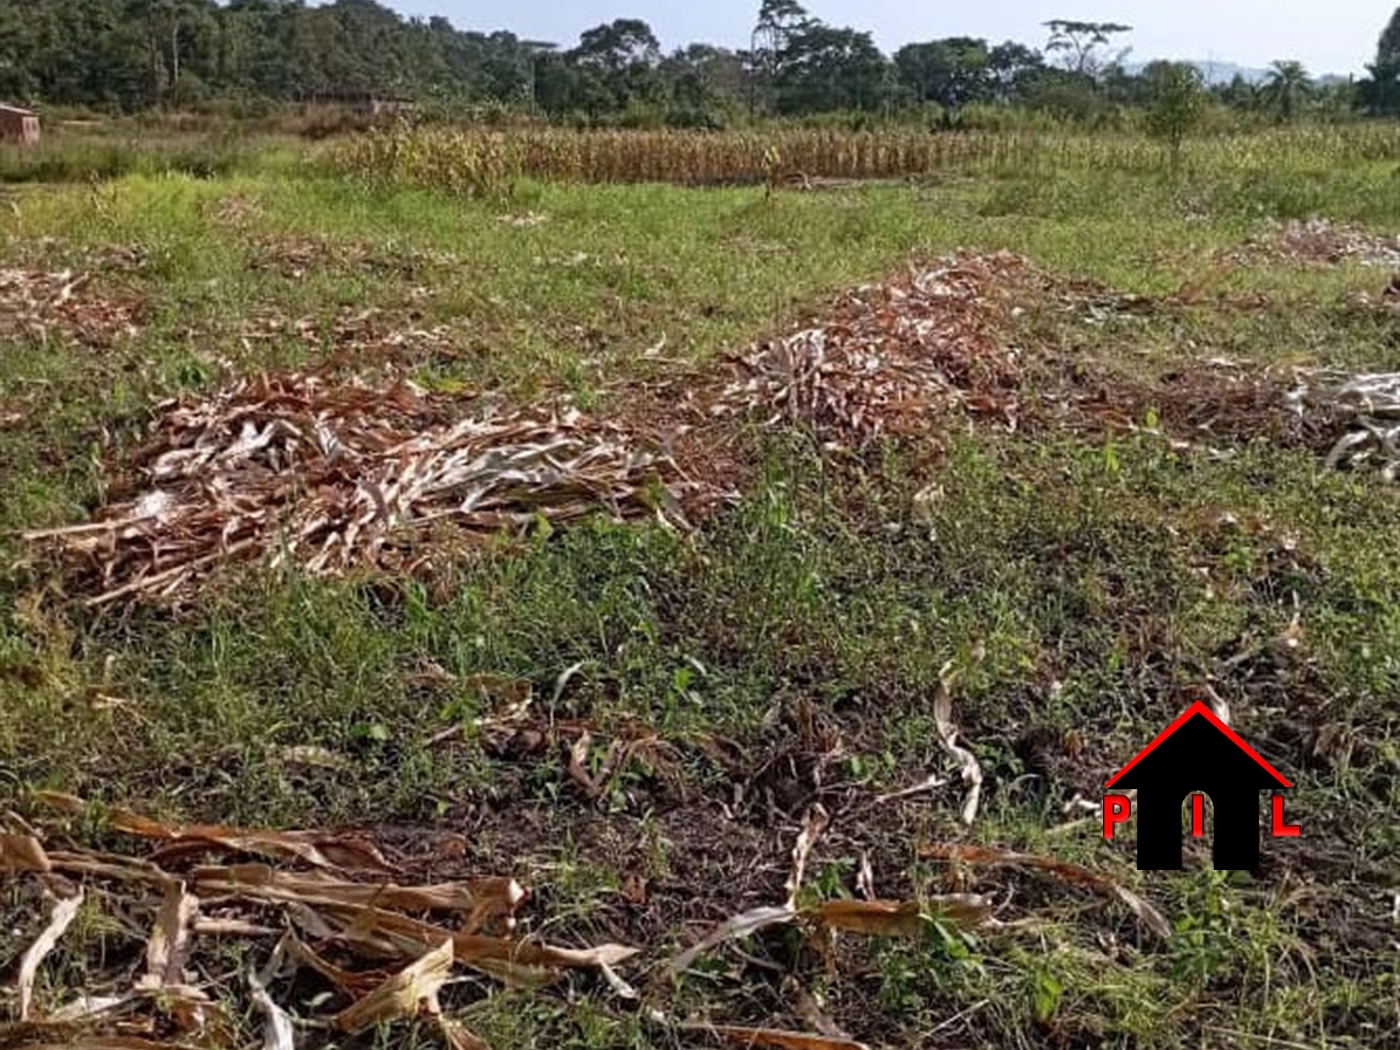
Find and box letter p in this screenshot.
[1103,794,1132,839]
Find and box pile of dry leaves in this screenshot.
[24,372,704,606]
[30,247,1394,611]
[24,252,1040,607]
[716,252,1027,451]
[0,268,143,348]
[1289,369,1400,480]
[1246,217,1400,269]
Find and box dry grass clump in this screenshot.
[324,126,1025,194]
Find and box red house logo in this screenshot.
[1103,702,1300,870]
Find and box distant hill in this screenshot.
[1125,60,1270,85]
[1125,60,1352,87]
[1186,62,1273,86]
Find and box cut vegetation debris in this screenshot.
[931,662,984,826]
[0,267,142,347]
[664,805,995,983]
[678,1023,872,1050]
[245,235,462,281]
[23,372,701,605]
[3,800,1116,1050]
[21,252,1040,606]
[1264,217,1400,268]
[20,248,1397,616]
[1289,369,1400,480]
[1064,357,1305,450]
[237,306,457,364]
[0,805,627,1050]
[719,252,1025,451]
[206,192,265,227]
[921,843,1171,941]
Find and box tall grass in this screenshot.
[0,133,274,184]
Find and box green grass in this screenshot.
[2,129,1399,1049]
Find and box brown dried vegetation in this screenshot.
[24,373,702,605]
[28,248,1390,609]
[0,268,144,348]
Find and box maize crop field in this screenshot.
[324,123,1400,195]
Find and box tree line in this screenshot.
[0,0,1397,124]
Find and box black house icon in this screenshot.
[1106,701,1291,870]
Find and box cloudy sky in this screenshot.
[382,0,1394,76]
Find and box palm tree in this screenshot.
[1263,59,1311,121]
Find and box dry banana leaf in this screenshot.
[107,807,392,872]
[1,833,51,874]
[663,905,798,981]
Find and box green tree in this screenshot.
[750,0,811,114]
[1214,72,1262,112]
[660,44,745,125]
[1378,4,1400,65]
[894,38,992,115]
[1043,19,1131,79]
[1263,59,1311,121]
[574,19,660,74]
[1143,60,1206,172]
[774,21,889,114]
[1029,68,1104,123]
[1358,7,1400,116]
[570,19,663,113]
[987,41,1045,103]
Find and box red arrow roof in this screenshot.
[1105,700,1291,789]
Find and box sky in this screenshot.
[382,0,1396,77]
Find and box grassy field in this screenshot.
[1,126,1398,1049]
